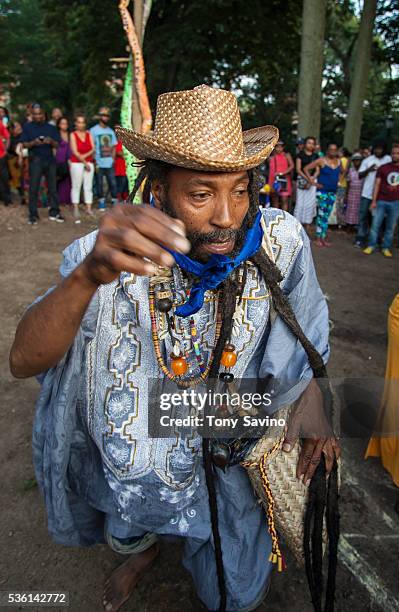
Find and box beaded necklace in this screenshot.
[149,282,222,388]
[149,263,245,388]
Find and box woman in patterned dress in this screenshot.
[345,153,363,227]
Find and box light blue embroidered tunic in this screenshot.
[32,209,329,611]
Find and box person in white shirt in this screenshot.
[355,142,391,247]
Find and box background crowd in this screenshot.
[0,102,128,225]
[259,136,399,257]
[0,101,398,257]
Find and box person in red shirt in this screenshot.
[0,121,11,206]
[115,140,128,203]
[69,114,95,223]
[364,143,399,257]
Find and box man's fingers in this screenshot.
[296,439,316,480]
[112,205,190,254]
[282,410,302,452]
[116,203,187,236]
[173,218,187,236]
[323,443,335,475]
[331,437,341,460]
[99,248,157,277]
[101,227,176,269]
[297,438,339,484]
[302,438,326,485]
[87,205,190,286]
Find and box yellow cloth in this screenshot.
[338,157,348,188]
[8,157,22,189]
[365,294,399,486]
[260,183,271,194]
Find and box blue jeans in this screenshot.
[96,166,117,200]
[116,175,128,195]
[368,199,399,249]
[0,156,11,204]
[355,196,372,244]
[28,156,59,219]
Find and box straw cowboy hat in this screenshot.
[116,84,279,172]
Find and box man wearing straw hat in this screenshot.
[10,85,339,612]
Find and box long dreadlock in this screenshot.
[129,160,339,612]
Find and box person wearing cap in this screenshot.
[345,153,364,227]
[21,104,64,224]
[295,137,305,156]
[10,85,338,612]
[90,107,118,210]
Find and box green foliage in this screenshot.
[0,0,397,148]
[0,0,67,113]
[322,0,399,148]
[144,0,301,142]
[0,0,125,120]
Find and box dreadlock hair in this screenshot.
[130,159,339,612]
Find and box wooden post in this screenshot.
[118,0,152,134]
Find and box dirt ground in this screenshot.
[0,203,398,612]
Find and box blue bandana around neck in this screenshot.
[168,211,263,317]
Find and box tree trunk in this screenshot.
[297,0,327,141]
[343,0,377,151]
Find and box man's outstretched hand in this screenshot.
[10,205,190,378]
[81,204,190,286]
[282,379,340,486]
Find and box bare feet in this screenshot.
[314,238,324,247]
[103,542,159,612]
[322,238,332,247]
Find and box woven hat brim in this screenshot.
[116,125,279,172]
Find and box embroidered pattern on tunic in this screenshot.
[103,278,142,474]
[84,209,302,498]
[31,208,329,549]
[265,210,303,277]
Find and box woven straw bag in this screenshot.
[241,405,328,568]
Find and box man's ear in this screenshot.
[151,181,164,210]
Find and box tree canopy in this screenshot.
[0,0,397,148]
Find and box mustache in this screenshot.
[188,227,242,246]
[160,195,250,255]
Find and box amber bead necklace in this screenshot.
[148,265,240,387]
[149,285,223,387]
